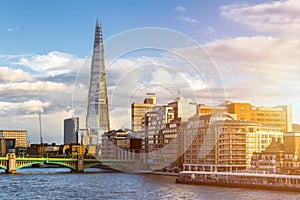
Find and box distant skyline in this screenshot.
[0,0,299,143]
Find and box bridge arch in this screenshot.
[0,159,8,171]
[0,165,6,171]
[45,161,77,171]
[16,161,45,170]
[83,162,102,169]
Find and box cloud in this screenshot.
[0,52,81,116]
[0,109,74,143]
[199,0,300,89]
[0,81,67,94]
[205,36,300,87]
[23,100,50,113]
[204,27,216,34]
[175,5,186,13]
[104,53,211,129]
[0,99,50,114]
[203,35,300,122]
[199,0,300,123]
[0,54,32,64]
[0,51,81,125]
[220,0,300,36]
[0,51,85,143]
[177,16,198,23]
[0,66,33,82]
[5,26,19,32]
[14,51,85,76]
[171,2,300,122]
[175,5,197,23]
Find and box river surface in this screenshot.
[1,168,300,200]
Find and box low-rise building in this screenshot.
[101,129,142,160]
[45,144,60,157]
[251,132,300,174]
[26,144,45,156]
[59,144,86,157]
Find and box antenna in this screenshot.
[39,113,43,145]
[177,89,181,97]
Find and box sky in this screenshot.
[0,0,299,144]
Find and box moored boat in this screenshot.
[176,170,300,192]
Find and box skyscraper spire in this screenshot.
[94,19,100,48]
[96,18,99,28]
[99,19,103,43]
[86,19,110,148]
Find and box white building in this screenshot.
[142,95,198,170]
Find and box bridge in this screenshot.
[0,153,135,173]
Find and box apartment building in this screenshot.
[183,113,283,172]
[198,101,292,132]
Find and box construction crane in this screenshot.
[39,113,44,145]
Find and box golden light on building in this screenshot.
[198,101,292,132]
[131,93,156,132]
[184,113,283,171]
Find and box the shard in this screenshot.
[86,19,110,148]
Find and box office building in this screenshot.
[0,130,27,155]
[64,117,79,144]
[131,93,156,132]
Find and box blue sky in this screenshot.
[0,0,300,143]
[0,0,261,56]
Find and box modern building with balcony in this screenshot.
[141,95,197,170]
[183,113,283,172]
[198,101,292,132]
[143,105,175,152]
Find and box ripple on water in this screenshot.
[1,169,300,199]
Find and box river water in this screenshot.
[1,168,300,200]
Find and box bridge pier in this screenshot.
[7,153,16,174]
[76,155,84,173]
